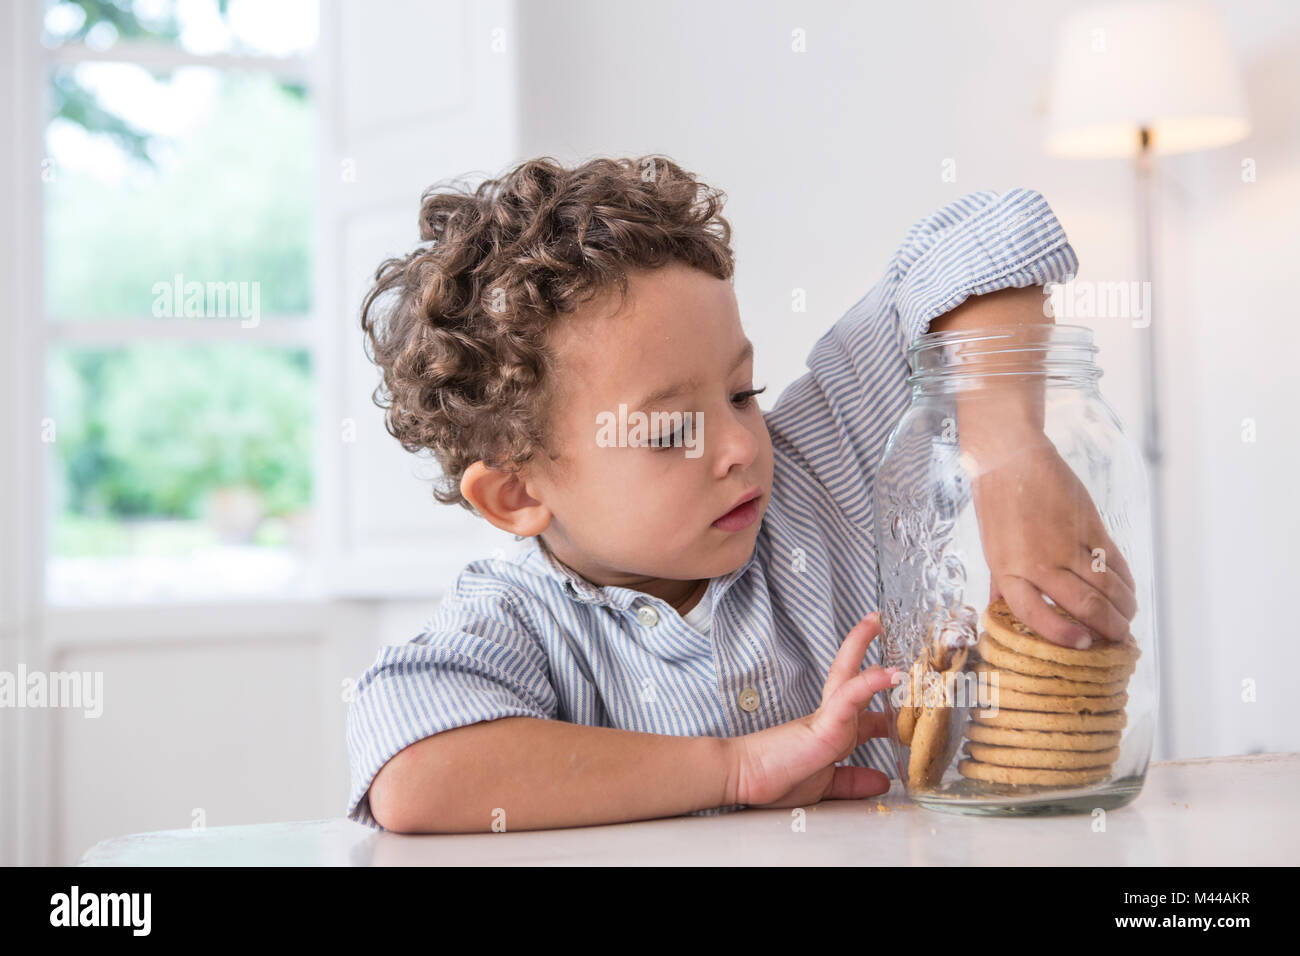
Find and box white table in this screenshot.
[78,752,1299,866]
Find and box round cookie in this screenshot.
[982,597,1140,667]
[907,701,950,788]
[898,641,958,746]
[964,723,1121,752]
[895,656,925,746]
[972,660,1128,698]
[957,758,1111,787]
[991,687,1128,714]
[963,741,1119,769]
[907,647,970,788]
[896,700,917,746]
[973,707,1127,732]
[978,632,1135,683]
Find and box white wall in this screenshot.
[1178,24,1300,758]
[46,597,433,865]
[513,0,1300,761]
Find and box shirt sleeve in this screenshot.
[763,188,1079,534]
[344,565,559,830]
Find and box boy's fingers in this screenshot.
[824,765,890,801]
[1094,535,1138,600]
[855,709,892,747]
[825,665,897,725]
[1077,534,1138,621]
[823,613,880,699]
[1003,574,1130,648]
[1001,576,1086,648]
[1038,568,1134,645]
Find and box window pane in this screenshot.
[46,343,316,604]
[45,65,314,319]
[42,0,319,58]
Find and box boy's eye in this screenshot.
[731,385,767,408]
[648,386,767,451]
[647,385,764,452]
[649,425,684,448]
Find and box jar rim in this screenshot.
[906,322,1102,387]
[908,321,1097,355]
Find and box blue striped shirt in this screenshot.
[345,187,1080,829]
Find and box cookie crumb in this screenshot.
[875,802,891,814]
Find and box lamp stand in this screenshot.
[1135,126,1170,761]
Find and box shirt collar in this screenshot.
[525,535,760,612]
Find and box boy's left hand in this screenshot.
[969,430,1138,648]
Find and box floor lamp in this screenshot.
[1044,1,1249,760]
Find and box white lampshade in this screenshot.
[1046,0,1250,157]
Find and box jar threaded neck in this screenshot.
[907,323,1102,392]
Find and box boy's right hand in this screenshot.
[725,612,899,808]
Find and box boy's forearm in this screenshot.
[370,716,739,833]
[928,286,1052,456]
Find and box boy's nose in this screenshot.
[712,418,759,476]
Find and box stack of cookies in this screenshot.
[957,597,1140,788]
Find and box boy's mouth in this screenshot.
[712,488,762,532]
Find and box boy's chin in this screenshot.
[696,534,759,575]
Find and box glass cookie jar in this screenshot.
[873,323,1158,815]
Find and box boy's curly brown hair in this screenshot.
[359,155,736,513]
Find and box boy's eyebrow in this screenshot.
[634,338,754,410]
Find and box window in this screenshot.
[40,0,322,604]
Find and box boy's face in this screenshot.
[519,260,774,605]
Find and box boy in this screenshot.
[346,155,1136,832]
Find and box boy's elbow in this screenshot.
[367,784,408,833]
[368,746,436,833]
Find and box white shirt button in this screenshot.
[636,605,660,627]
[738,687,760,712]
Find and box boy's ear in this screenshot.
[460,461,551,537]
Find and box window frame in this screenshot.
[4,0,519,866]
[37,24,333,610]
